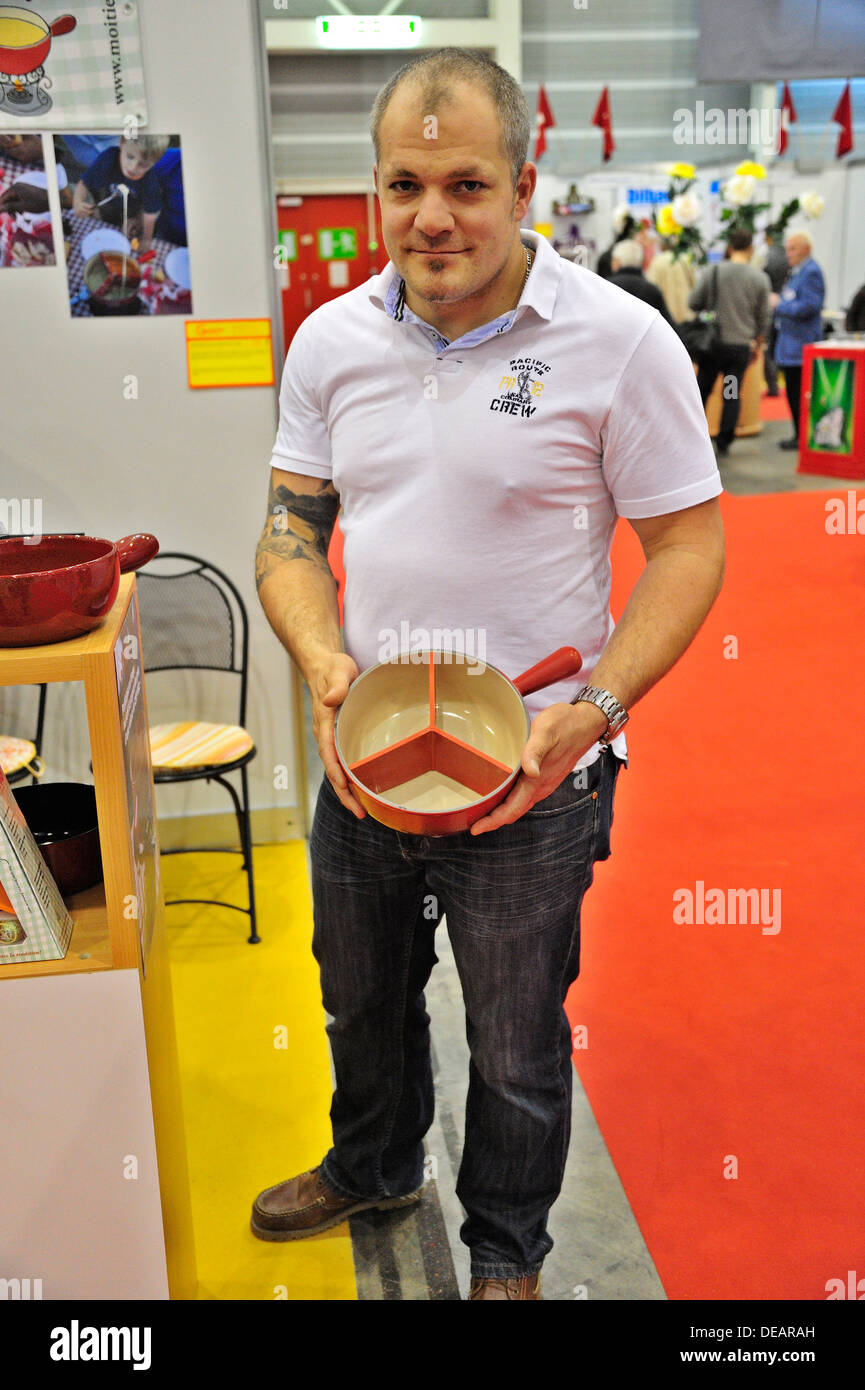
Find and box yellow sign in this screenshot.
[185,319,274,389]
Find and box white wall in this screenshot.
[0,1,301,837]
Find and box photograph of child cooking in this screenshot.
[71,133,168,252]
[54,132,192,318]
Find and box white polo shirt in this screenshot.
[269,228,723,769]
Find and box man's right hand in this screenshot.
[310,652,366,819]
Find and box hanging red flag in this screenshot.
[832,80,853,158]
[591,86,615,162]
[534,85,556,160]
[777,82,797,156]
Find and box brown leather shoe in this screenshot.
[251,1165,423,1241]
[468,1274,542,1300]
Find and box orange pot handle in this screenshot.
[511,646,583,698]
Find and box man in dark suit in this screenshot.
[773,231,825,450]
[608,239,674,324]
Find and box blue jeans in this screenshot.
[309,747,623,1278]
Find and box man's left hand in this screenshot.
[469,700,609,835]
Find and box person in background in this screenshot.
[773,230,825,451]
[688,229,770,456]
[72,134,170,253]
[608,239,673,324]
[844,281,865,333]
[595,235,618,280]
[596,211,649,279]
[760,231,791,396]
[151,144,187,247]
[645,237,697,324]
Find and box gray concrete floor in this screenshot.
[301,421,862,1299]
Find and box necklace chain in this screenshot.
[522,244,533,294]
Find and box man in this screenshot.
[773,230,825,450]
[759,230,791,395]
[608,238,674,323]
[688,230,770,456]
[845,281,865,333]
[253,48,724,1301]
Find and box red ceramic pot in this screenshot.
[0,533,159,647]
[0,9,76,77]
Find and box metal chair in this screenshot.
[135,554,259,944]
[1,684,47,786]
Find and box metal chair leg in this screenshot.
[210,767,259,945]
[239,763,259,944]
[212,772,249,871]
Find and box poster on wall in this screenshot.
[0,131,58,265]
[0,1,146,129]
[53,131,192,316]
[808,357,856,455]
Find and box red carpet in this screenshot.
[759,391,792,423]
[569,491,865,1300]
[328,493,865,1299]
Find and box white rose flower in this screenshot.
[800,191,825,219]
[723,174,756,207]
[611,203,632,236]
[671,191,701,228]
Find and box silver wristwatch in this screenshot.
[570,685,629,744]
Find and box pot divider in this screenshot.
[347,652,515,803]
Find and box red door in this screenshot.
[276,193,387,349]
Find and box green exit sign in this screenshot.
[317,227,357,260]
[316,15,422,49]
[277,229,297,262]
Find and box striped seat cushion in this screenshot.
[0,736,39,777]
[149,722,254,770]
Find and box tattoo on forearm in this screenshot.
[256,479,339,591]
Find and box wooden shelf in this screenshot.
[0,882,113,980]
[0,572,197,1295]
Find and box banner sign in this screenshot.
[0,1,147,129]
[808,357,856,456]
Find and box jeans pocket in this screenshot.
[525,757,604,820]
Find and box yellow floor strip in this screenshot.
[162,842,358,1301]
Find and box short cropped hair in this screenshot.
[786,228,813,251]
[369,48,530,188]
[120,134,170,163]
[728,229,753,252]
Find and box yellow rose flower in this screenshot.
[668,162,696,179]
[656,204,683,237]
[735,160,766,179]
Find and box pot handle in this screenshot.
[512,645,583,698]
[115,533,159,574]
[50,15,77,37]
